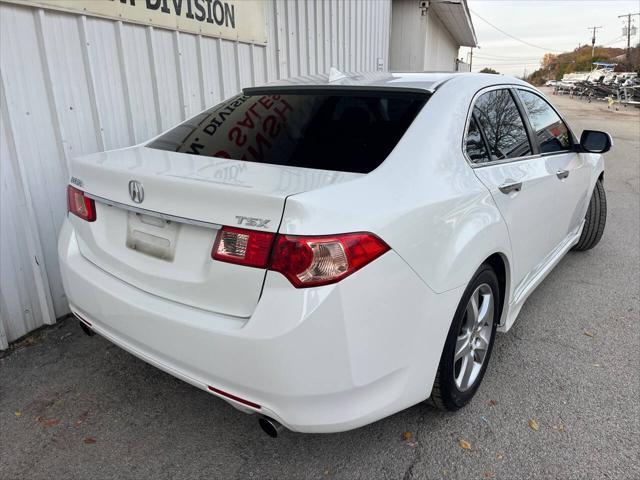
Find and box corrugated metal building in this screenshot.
[0,0,476,348]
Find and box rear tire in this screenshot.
[430,265,500,411]
[572,180,607,251]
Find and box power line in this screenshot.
[474,54,542,61]
[469,9,565,53]
[474,62,541,67]
[600,35,626,47]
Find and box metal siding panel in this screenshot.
[40,11,100,156]
[178,32,204,117]
[0,112,44,343]
[220,40,240,95]
[85,17,131,149]
[1,6,66,319]
[152,28,182,130]
[285,0,299,77]
[306,0,317,75]
[237,42,253,88]
[330,0,337,67]
[296,0,308,76]
[199,36,223,104]
[121,23,158,141]
[114,21,137,144]
[250,44,265,85]
[274,0,288,78]
[315,0,325,74]
[263,0,278,82]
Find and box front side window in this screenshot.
[147,91,428,174]
[473,89,532,161]
[517,90,571,154]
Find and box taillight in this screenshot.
[269,232,389,287]
[212,226,275,268]
[67,185,96,222]
[212,227,389,288]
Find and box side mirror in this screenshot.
[579,130,612,154]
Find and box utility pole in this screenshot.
[618,13,640,66]
[587,26,602,61]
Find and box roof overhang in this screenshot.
[430,0,477,47]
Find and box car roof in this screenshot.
[243,71,532,96]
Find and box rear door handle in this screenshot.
[498,181,522,194]
[556,169,569,180]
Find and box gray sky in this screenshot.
[460,0,640,76]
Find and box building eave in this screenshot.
[431,0,478,47]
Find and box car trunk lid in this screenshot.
[69,146,359,317]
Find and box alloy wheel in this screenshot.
[454,283,494,392]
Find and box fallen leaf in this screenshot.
[552,424,565,432]
[528,419,539,431]
[402,431,412,441]
[483,472,495,479]
[83,436,97,444]
[487,399,497,407]
[583,330,595,337]
[496,453,504,460]
[458,438,472,450]
[75,410,90,427]
[14,411,22,417]
[592,363,600,367]
[37,417,60,428]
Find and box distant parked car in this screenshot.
[59,72,611,435]
[545,80,558,87]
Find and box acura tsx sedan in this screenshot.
[59,72,610,435]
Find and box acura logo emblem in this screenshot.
[128,180,144,204]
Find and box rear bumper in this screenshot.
[58,218,463,433]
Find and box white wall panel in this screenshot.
[424,10,458,72]
[0,0,391,347]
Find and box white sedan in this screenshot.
[59,72,610,435]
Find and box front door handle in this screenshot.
[556,169,570,180]
[498,181,522,194]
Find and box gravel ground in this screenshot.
[1,88,638,480]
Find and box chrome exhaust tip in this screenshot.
[258,416,283,438]
[78,321,95,337]
[72,313,95,337]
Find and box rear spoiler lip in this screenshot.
[242,85,433,97]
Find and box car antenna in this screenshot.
[328,67,348,83]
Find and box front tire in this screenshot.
[430,265,500,411]
[572,179,607,251]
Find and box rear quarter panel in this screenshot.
[280,78,513,296]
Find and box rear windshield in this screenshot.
[147,91,428,174]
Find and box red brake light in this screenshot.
[269,232,389,287]
[67,185,96,222]
[211,227,389,288]
[212,226,275,268]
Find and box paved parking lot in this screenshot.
[1,89,638,480]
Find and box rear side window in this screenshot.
[147,91,428,174]
[465,116,490,164]
[517,90,571,154]
[472,89,532,161]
